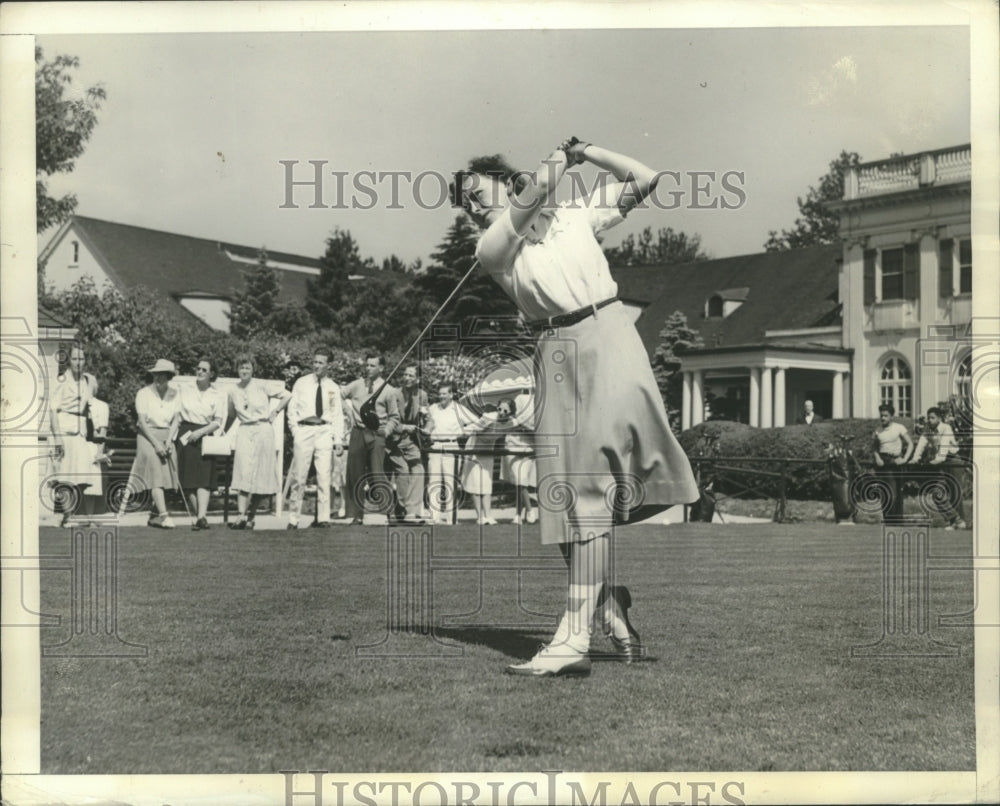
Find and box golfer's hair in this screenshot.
[366,353,384,368]
[878,403,895,416]
[927,406,944,419]
[498,397,517,416]
[313,345,332,361]
[234,354,255,373]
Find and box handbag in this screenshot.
[201,435,232,456]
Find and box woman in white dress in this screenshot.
[49,343,100,525]
[458,138,699,676]
[497,394,538,525]
[228,355,291,529]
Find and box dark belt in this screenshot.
[527,296,619,331]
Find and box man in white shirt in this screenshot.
[286,349,344,529]
[909,406,967,529]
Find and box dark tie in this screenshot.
[315,381,323,418]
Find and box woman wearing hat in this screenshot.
[227,354,291,529]
[129,358,182,528]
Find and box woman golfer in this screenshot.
[459,138,698,677]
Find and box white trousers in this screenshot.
[427,445,458,523]
[288,424,334,524]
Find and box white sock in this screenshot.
[550,583,601,654]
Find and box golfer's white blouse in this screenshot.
[476,185,625,321]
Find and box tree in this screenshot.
[764,150,862,251]
[35,47,106,232]
[228,249,280,338]
[651,311,704,432]
[413,214,514,319]
[603,226,709,267]
[306,228,374,330]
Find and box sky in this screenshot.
[36,23,971,269]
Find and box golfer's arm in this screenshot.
[580,145,659,213]
[508,149,571,235]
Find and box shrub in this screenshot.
[679,418,916,500]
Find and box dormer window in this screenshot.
[704,287,749,318]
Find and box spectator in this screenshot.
[285,348,345,530]
[49,344,98,526]
[909,406,968,529]
[498,393,538,525]
[331,387,354,519]
[227,355,291,530]
[460,408,500,526]
[799,399,823,425]
[84,379,112,520]
[424,382,474,525]
[872,403,913,522]
[388,364,429,524]
[175,358,225,531]
[129,359,182,529]
[342,355,400,525]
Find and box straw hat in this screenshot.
[147,358,177,376]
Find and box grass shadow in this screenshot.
[432,626,550,660]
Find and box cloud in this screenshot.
[804,55,858,106]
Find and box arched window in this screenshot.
[879,355,912,418]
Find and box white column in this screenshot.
[760,367,773,428]
[691,370,704,427]
[832,371,845,420]
[681,371,692,431]
[774,367,786,427]
[749,367,760,427]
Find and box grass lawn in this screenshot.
[38,521,975,773]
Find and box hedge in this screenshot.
[678,418,916,500]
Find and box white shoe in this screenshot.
[481,517,498,526]
[513,514,522,525]
[954,520,968,530]
[337,508,346,519]
[526,509,538,524]
[505,644,591,677]
[160,516,176,529]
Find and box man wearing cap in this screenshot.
[286,348,344,529]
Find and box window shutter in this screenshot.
[863,249,877,305]
[939,239,954,298]
[903,242,920,300]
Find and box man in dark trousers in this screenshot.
[388,364,430,524]
[342,355,400,525]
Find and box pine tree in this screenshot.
[412,214,518,332]
[228,249,281,338]
[307,228,374,329]
[652,311,704,431]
